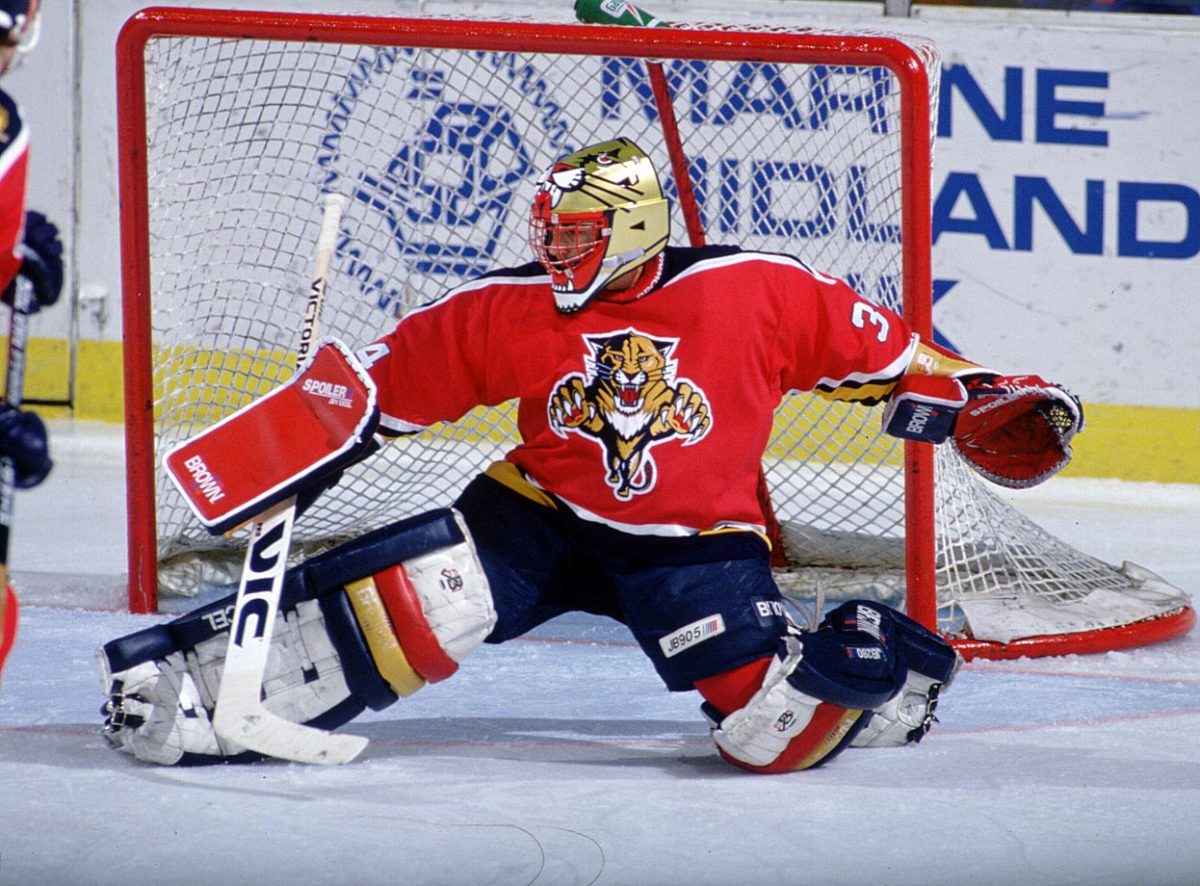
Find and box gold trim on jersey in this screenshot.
[484,461,560,510]
[908,341,986,378]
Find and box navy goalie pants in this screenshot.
[453,474,789,692]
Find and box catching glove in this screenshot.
[951,374,1083,488]
[884,372,1083,488]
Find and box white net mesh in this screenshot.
[126,15,1190,647]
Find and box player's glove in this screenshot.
[952,374,1083,488]
[0,403,52,488]
[5,211,64,310]
[883,372,1083,488]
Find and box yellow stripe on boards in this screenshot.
[18,335,1200,485]
[75,339,124,421]
[1063,403,1200,484]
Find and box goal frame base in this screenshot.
[951,605,1195,661]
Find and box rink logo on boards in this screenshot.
[318,48,911,323]
[659,613,725,658]
[316,45,556,317]
[182,455,225,504]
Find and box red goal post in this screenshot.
[117,7,1193,659]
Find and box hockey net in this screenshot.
[117,9,1193,658]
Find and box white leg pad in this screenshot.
[851,654,961,748]
[400,511,496,664]
[710,637,822,769]
[100,600,354,765]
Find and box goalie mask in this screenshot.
[528,137,670,314]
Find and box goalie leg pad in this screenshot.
[851,608,962,748]
[705,638,871,773]
[706,601,912,773]
[294,508,496,684]
[98,596,370,765]
[341,577,426,697]
[98,508,496,765]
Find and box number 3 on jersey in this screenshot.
[851,302,890,343]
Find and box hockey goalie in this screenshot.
[99,137,1082,770]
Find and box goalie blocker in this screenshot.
[98,509,496,765]
[162,339,381,535]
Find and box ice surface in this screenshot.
[1,423,1198,886]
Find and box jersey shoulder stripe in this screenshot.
[660,245,840,290]
[811,333,919,401]
[400,261,546,321]
[659,244,743,285]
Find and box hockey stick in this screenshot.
[0,276,33,678]
[211,193,368,764]
[0,275,33,588]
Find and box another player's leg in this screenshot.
[98,508,496,764]
[0,582,17,686]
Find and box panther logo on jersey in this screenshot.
[548,328,711,499]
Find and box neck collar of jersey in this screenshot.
[595,253,665,306]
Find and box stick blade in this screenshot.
[214,698,368,765]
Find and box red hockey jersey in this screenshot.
[365,246,917,536]
[0,90,28,293]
